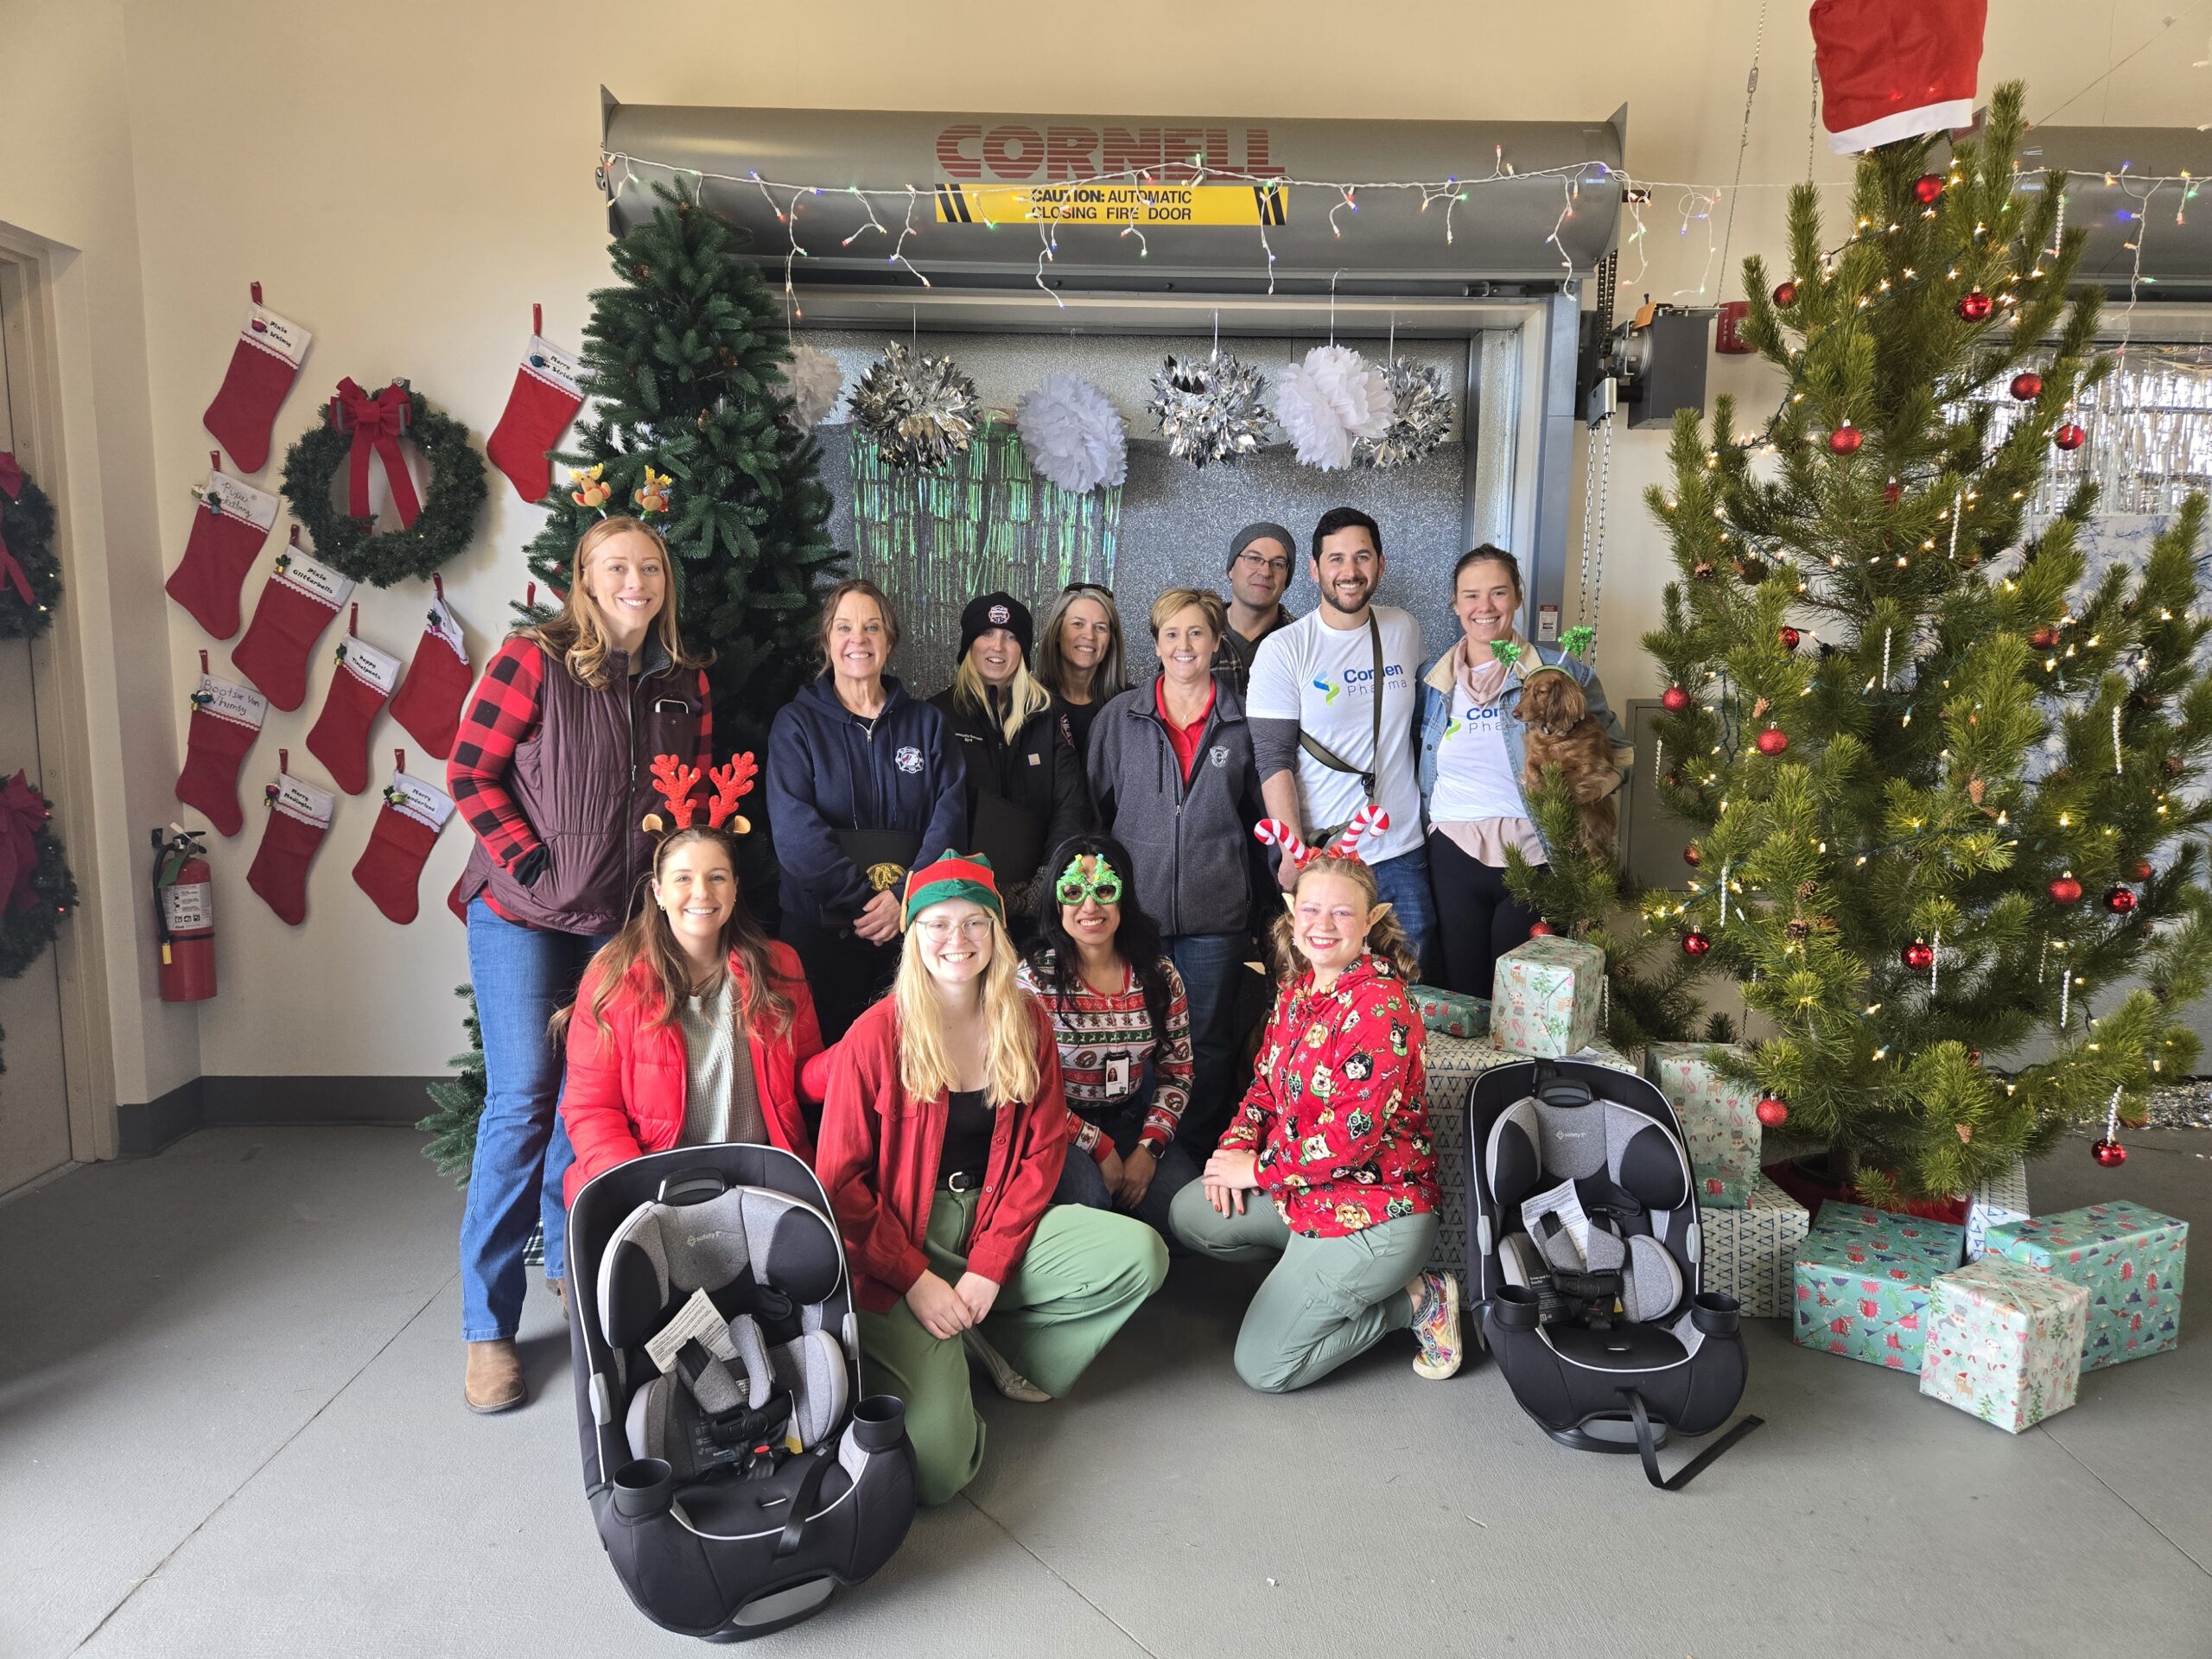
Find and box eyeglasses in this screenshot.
[918,915,996,942]
[1055,860,1123,906]
[1062,582,1116,601]
[1234,551,1292,576]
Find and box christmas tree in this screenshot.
[1527,82,2212,1203]
[416,986,486,1185]
[526,180,844,754]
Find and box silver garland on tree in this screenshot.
[1354,357,1452,470]
[849,340,982,473]
[1147,348,1271,468]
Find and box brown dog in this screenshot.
[1515,667,1622,859]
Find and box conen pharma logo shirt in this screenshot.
[1310,660,1408,705]
[1430,692,1529,823]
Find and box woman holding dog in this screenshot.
[1415,547,1630,999]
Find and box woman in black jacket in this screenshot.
[930,592,1092,928]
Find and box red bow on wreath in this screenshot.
[332,378,423,530]
[0,452,32,608]
[0,769,49,913]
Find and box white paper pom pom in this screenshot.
[780,344,845,431]
[1272,345,1394,471]
[1016,374,1127,493]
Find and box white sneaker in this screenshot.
[963,1328,1051,1402]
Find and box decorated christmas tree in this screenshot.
[525,180,844,753]
[1526,82,2212,1202]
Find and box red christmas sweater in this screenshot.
[1218,953,1436,1238]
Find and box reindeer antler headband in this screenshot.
[1254,804,1389,868]
[642,752,760,836]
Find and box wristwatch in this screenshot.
[1134,1141,1162,1161]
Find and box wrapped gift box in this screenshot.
[1964,1157,2031,1262]
[1644,1042,1762,1208]
[1985,1200,2187,1371]
[1792,1203,1966,1371]
[1488,937,1604,1059]
[1697,1175,1809,1318]
[1918,1256,2089,1433]
[1410,984,1491,1041]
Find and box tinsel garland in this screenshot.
[849,341,981,473]
[1354,357,1452,470]
[1147,348,1271,468]
[280,384,487,588]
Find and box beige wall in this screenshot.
[6,0,2206,1096]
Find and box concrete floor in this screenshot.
[3,1126,2207,1659]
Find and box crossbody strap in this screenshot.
[1295,613,1385,840]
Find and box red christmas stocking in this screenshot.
[486,318,583,504]
[246,770,334,926]
[232,548,353,711]
[1811,0,1986,153]
[201,287,312,473]
[165,465,279,640]
[306,632,401,794]
[174,670,268,837]
[388,592,472,760]
[352,764,454,924]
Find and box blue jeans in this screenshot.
[460,897,611,1341]
[1052,1092,1202,1247]
[1368,845,1437,983]
[1168,931,1248,1157]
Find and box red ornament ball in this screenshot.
[1957,289,1994,322]
[2054,422,2088,451]
[2092,1137,2129,1167]
[1662,684,1693,713]
[1828,424,1863,455]
[2104,885,2139,915]
[1913,174,1946,205]
[2049,874,2084,906]
[1779,626,1802,652]
[2028,626,2061,651]
[1903,938,1936,971]
[1967,1048,1983,1067]
[1884,479,1903,505]
[1755,1095,1790,1128]
[1757,727,1789,756]
[2133,858,2155,882]
[1527,919,1554,938]
[2011,372,2044,402]
[1682,928,1713,958]
[1772,280,1799,307]
[1683,843,1703,868]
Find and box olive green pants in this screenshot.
[857,1191,1168,1506]
[1168,1181,1434,1394]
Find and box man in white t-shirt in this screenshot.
[1246,506,1432,973]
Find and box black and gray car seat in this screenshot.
[1467,1060,1761,1491]
[566,1145,916,1640]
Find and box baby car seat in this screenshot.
[566,1145,917,1640]
[1466,1059,1761,1491]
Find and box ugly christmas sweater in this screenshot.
[1219,952,1436,1237]
[1016,949,1193,1160]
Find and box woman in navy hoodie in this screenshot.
[767,580,966,1041]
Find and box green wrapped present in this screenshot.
[1919,1256,2089,1433]
[1792,1202,1966,1372]
[1410,984,1491,1040]
[1986,1200,2187,1370]
[1488,937,1604,1058]
[1643,1042,1761,1208]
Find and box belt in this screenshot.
[940,1170,984,1192]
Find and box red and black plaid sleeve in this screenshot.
[694,669,715,772]
[447,638,547,875]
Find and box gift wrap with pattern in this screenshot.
[1487,937,1604,1059]
[1793,1203,1966,1371]
[1986,1201,2187,1370]
[1696,1175,1809,1318]
[1917,1256,2089,1433]
[1422,1033,1635,1275]
[1410,984,1491,1041]
[1643,1042,1762,1208]
[1964,1156,2031,1262]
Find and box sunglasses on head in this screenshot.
[1062,582,1116,601]
[1055,855,1123,906]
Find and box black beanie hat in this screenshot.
[959,592,1033,663]
[1228,521,1297,576]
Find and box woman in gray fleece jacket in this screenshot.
[1087,589,1268,1155]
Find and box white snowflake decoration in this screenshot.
[1272,345,1394,472]
[1015,374,1127,493]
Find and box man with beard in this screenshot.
[1245,507,1432,974]
[1214,522,1298,699]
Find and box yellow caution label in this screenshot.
[934,181,1287,227]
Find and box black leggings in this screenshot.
[1427,830,1541,999]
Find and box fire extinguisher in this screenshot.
[152,825,216,1001]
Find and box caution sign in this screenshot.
[934,181,1287,227]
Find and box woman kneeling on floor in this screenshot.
[557,757,821,1204]
[817,852,1168,1506]
[1169,826,1461,1392]
[1017,834,1202,1242]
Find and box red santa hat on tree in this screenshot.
[1811,0,1987,154]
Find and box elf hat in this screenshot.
[902,851,1003,929]
[957,593,1033,664]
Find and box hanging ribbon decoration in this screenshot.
[0,769,49,913]
[0,453,33,607]
[332,378,423,529]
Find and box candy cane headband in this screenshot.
[642,752,759,836]
[1254,804,1389,868]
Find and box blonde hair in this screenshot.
[524,516,707,690]
[893,910,1042,1106]
[815,578,901,675]
[1148,588,1227,640]
[951,655,1052,745]
[1266,856,1422,984]
[1034,588,1128,703]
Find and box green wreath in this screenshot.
[0,774,79,982]
[279,382,486,588]
[0,463,61,642]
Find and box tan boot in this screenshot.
[464,1338,525,1414]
